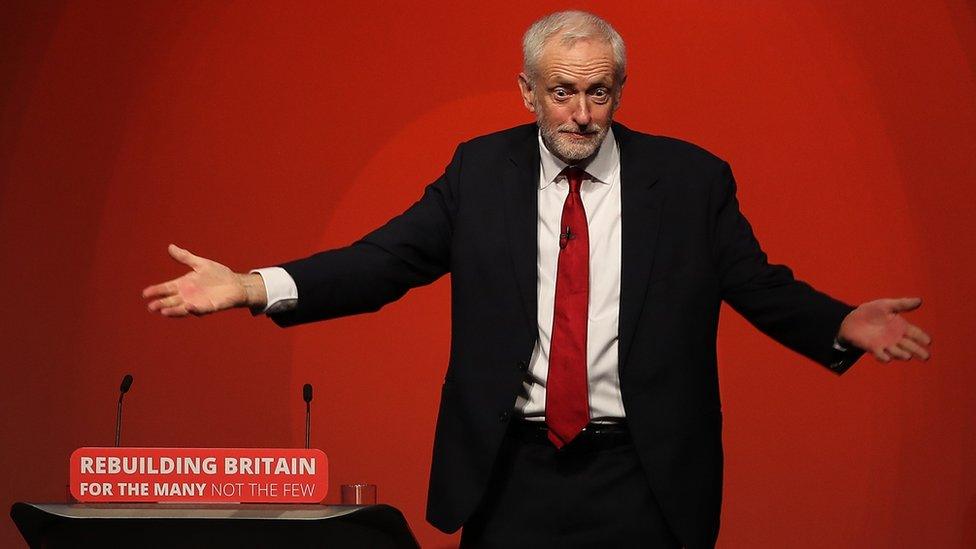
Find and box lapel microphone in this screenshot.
[560,226,575,249]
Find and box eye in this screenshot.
[590,87,611,104]
[552,87,572,101]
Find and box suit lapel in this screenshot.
[615,123,665,376]
[503,127,541,331]
[500,123,663,370]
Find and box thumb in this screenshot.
[888,297,922,313]
[168,244,203,269]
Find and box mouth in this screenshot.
[561,130,597,139]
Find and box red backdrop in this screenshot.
[2,2,974,547]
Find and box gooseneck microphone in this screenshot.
[115,374,133,447]
[303,383,313,449]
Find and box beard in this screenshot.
[536,104,612,165]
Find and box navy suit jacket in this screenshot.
[272,122,861,548]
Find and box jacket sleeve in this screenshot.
[269,144,463,327]
[710,161,863,373]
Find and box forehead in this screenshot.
[537,37,616,84]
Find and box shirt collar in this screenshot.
[538,127,618,190]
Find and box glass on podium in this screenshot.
[340,483,377,505]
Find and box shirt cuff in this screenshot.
[250,267,298,315]
[828,336,863,374]
[832,338,849,352]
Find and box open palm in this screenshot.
[142,245,248,317]
[839,297,931,362]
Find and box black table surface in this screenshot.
[10,501,420,548]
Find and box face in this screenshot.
[519,37,624,165]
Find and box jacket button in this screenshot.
[517,360,528,371]
[498,411,511,422]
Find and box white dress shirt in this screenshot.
[515,129,624,420]
[255,128,626,420]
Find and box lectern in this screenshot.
[11,502,419,548]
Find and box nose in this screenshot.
[571,96,591,127]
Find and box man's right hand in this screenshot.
[142,244,267,317]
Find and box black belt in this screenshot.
[508,418,631,448]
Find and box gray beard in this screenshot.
[537,116,610,165]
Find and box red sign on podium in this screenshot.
[69,448,328,503]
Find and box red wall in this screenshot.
[2,2,974,547]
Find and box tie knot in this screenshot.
[562,167,586,195]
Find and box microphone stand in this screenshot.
[115,374,133,447]
[303,383,313,449]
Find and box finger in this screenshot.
[885,345,911,361]
[160,304,190,317]
[888,297,922,313]
[873,348,891,363]
[168,244,204,270]
[184,302,205,316]
[142,280,178,299]
[897,338,930,361]
[147,295,182,312]
[905,324,932,346]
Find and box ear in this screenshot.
[517,73,536,113]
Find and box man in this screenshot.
[143,11,930,548]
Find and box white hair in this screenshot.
[522,10,626,84]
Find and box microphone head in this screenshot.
[303,383,313,403]
[119,374,133,394]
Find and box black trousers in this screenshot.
[460,421,682,549]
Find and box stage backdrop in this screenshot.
[2,2,974,547]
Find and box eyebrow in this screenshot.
[548,79,613,90]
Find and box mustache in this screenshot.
[557,122,603,135]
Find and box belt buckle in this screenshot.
[578,422,628,445]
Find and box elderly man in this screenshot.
[144,10,930,548]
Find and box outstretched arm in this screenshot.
[711,162,932,370]
[142,244,267,317]
[144,143,462,323]
[839,297,931,362]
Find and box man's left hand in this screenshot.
[839,297,931,362]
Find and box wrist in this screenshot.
[238,273,268,309]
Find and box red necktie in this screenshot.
[546,167,590,448]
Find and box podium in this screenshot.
[11,502,419,548]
